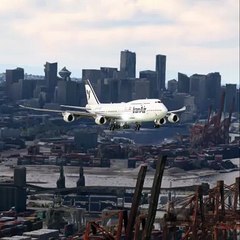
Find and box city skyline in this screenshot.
[0,0,239,85]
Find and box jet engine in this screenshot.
[62,112,75,122]
[95,115,107,125]
[155,118,166,126]
[168,113,179,123]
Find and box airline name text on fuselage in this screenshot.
[132,106,147,113]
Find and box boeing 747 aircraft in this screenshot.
[20,80,186,131]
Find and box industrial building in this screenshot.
[0,167,26,212]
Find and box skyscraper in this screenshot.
[167,79,178,93]
[190,74,207,113]
[100,78,119,103]
[139,70,158,98]
[134,79,150,99]
[178,72,190,93]
[44,62,58,102]
[82,69,102,100]
[225,84,237,112]
[6,67,24,85]
[156,54,166,91]
[120,50,136,78]
[5,67,24,100]
[100,67,118,79]
[205,72,221,110]
[56,80,82,106]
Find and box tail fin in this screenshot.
[85,79,100,105]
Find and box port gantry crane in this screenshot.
[190,91,235,149]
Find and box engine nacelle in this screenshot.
[95,115,107,125]
[62,112,75,122]
[155,118,166,125]
[168,113,179,123]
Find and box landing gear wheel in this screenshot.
[135,123,141,131]
[122,124,130,129]
[109,124,115,131]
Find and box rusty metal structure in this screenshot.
[80,156,167,240]
[83,210,127,240]
[161,177,240,240]
[67,167,239,240]
[190,91,235,148]
[79,178,240,240]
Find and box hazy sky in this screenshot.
[0,0,239,84]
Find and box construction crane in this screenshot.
[190,91,235,148]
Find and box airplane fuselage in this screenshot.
[86,99,168,124]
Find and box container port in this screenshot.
[0,88,239,239]
[0,154,239,239]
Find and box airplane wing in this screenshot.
[19,105,95,118]
[167,106,186,114]
[60,105,88,110]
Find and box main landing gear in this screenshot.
[109,124,115,131]
[109,122,140,131]
[109,123,120,131]
[135,123,141,131]
[122,124,130,129]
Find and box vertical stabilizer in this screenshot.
[85,80,100,105]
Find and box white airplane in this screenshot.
[20,79,186,131]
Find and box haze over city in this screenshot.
[0,0,239,85]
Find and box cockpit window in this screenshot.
[155,100,161,103]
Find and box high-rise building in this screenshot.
[139,70,158,98]
[100,67,118,79]
[118,78,134,102]
[236,88,240,113]
[44,62,58,102]
[56,80,82,106]
[189,72,222,114]
[178,72,190,93]
[156,54,166,91]
[167,79,178,93]
[100,78,119,103]
[225,84,237,112]
[82,69,102,100]
[82,69,102,82]
[5,67,24,100]
[120,50,136,78]
[10,79,37,101]
[6,67,24,85]
[133,78,150,99]
[205,72,221,110]
[190,74,207,113]
[56,66,83,105]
